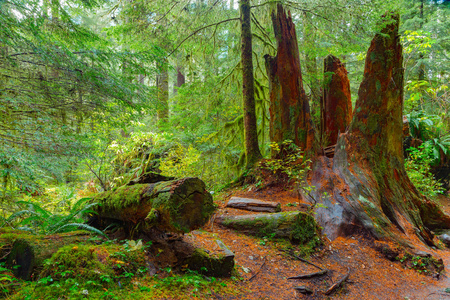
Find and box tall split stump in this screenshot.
[311,13,450,248]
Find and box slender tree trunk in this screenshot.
[264,4,315,153]
[240,0,262,168]
[157,59,169,125]
[418,0,425,81]
[303,12,321,121]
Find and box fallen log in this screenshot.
[216,211,320,244]
[226,197,281,213]
[0,230,95,280]
[91,177,215,235]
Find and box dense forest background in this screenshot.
[1,0,450,299]
[0,0,449,214]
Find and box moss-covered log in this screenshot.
[264,4,315,152]
[216,211,320,244]
[0,230,94,280]
[92,177,215,235]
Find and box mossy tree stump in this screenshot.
[321,54,352,146]
[264,4,315,153]
[310,13,450,248]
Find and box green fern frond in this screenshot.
[52,223,107,238]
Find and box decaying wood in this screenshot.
[310,13,450,247]
[92,177,215,235]
[216,211,319,243]
[288,269,327,279]
[324,267,350,295]
[1,231,95,280]
[281,249,325,271]
[248,256,266,281]
[264,4,315,152]
[226,197,281,213]
[322,144,335,158]
[321,55,352,147]
[294,286,314,295]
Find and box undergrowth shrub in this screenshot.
[405,145,444,198]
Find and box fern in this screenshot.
[51,223,107,237]
[5,198,106,238]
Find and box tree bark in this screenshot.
[91,178,215,235]
[157,59,169,125]
[264,4,315,153]
[1,231,93,280]
[311,13,450,247]
[240,0,262,168]
[321,55,352,147]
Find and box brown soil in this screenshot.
[191,187,450,300]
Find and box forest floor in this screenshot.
[194,188,450,300]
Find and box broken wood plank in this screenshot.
[226,197,281,212]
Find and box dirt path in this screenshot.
[195,189,450,299]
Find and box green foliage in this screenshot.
[258,140,311,189]
[0,262,18,298]
[406,111,450,167]
[405,145,444,198]
[3,197,105,236]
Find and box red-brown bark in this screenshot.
[264,4,314,153]
[321,55,352,146]
[310,13,450,249]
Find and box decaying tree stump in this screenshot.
[321,55,352,147]
[264,4,315,153]
[310,13,450,247]
[91,177,215,235]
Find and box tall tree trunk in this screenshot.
[157,59,169,125]
[418,0,425,81]
[264,4,315,153]
[321,55,352,147]
[310,13,450,248]
[303,12,321,122]
[240,0,262,168]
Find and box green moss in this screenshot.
[94,184,149,210]
[184,248,234,277]
[40,244,114,282]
